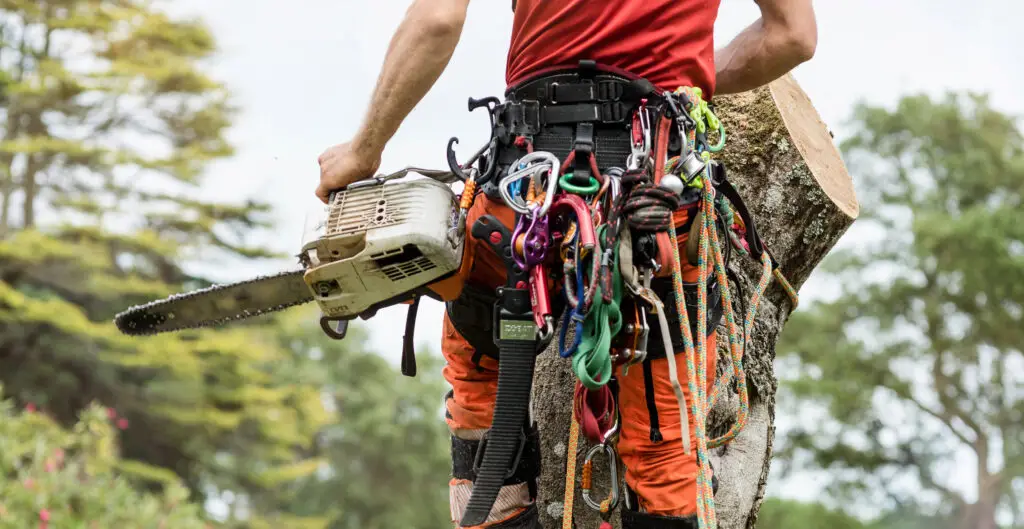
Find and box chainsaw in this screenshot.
[113,167,470,341]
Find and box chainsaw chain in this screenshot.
[113,269,314,336]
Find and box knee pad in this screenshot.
[489,504,543,528]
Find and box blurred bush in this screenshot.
[0,387,211,529]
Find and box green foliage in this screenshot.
[0,387,212,528]
[775,92,1023,528]
[272,312,453,529]
[0,1,330,524]
[756,499,953,529]
[756,498,871,529]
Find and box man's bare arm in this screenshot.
[351,0,471,160]
[714,0,817,95]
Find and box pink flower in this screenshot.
[39,509,50,521]
[45,460,56,473]
[107,408,117,419]
[26,403,36,413]
[116,418,129,430]
[24,478,34,489]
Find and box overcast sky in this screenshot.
[165,0,1021,510]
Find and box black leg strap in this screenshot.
[451,424,542,491]
[447,283,500,360]
[458,322,538,527]
[642,277,723,361]
[401,296,420,377]
[459,215,541,528]
[622,510,698,529]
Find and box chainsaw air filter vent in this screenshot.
[370,244,438,282]
[326,183,420,236]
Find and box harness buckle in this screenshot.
[472,429,529,481]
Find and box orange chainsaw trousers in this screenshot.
[442,192,717,526]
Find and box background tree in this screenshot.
[755,498,872,529]
[755,498,949,529]
[774,92,1024,529]
[0,1,330,524]
[273,309,453,529]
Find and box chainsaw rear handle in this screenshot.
[326,177,388,204]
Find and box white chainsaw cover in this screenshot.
[300,172,464,319]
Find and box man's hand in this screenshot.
[314,0,470,203]
[316,142,382,203]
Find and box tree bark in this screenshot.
[532,74,860,529]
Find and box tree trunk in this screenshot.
[20,152,40,229]
[532,74,860,529]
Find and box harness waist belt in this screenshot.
[496,66,657,136]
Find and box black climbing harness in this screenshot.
[440,61,800,529]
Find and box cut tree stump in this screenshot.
[532,73,859,529]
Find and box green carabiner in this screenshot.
[707,124,726,152]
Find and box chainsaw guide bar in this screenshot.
[114,269,314,336]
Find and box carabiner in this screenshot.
[626,102,652,171]
[582,442,620,513]
[499,151,560,216]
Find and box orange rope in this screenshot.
[562,416,581,529]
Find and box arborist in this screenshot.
[315,1,817,528]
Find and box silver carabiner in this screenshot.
[630,105,653,170]
[582,442,620,512]
[499,151,560,216]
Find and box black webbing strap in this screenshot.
[711,162,779,270]
[459,214,539,528]
[496,100,632,137]
[459,315,536,527]
[401,296,419,377]
[643,276,723,361]
[621,508,699,528]
[568,121,596,187]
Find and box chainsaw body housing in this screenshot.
[301,173,465,319]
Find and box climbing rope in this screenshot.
[562,413,582,529]
[661,86,801,529]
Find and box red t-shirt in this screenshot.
[506,0,722,95]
